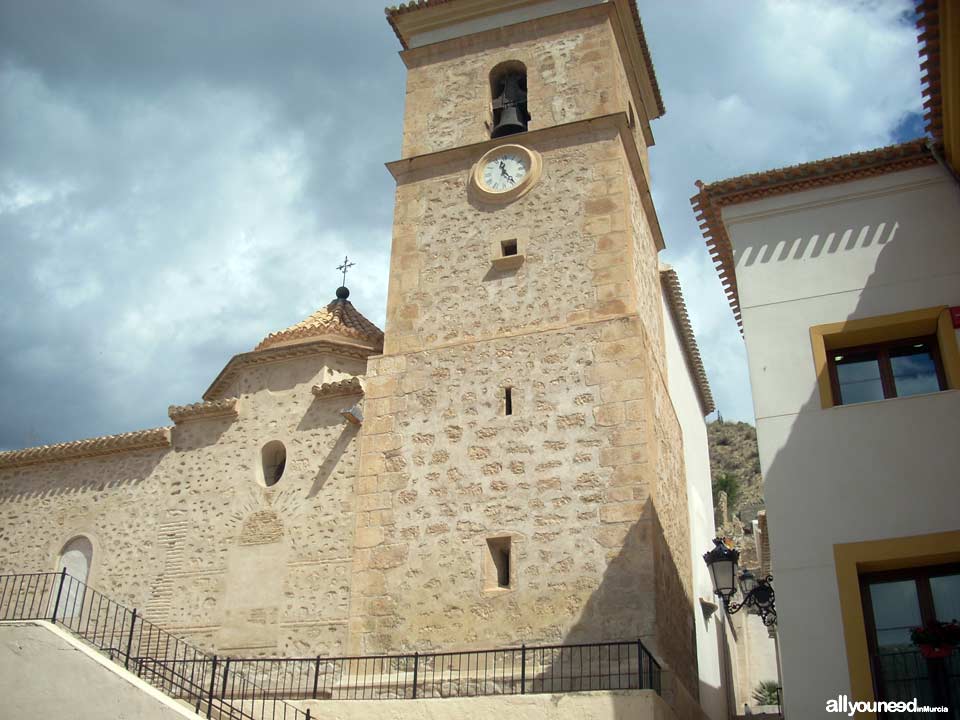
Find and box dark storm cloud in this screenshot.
[0,0,925,450]
[0,0,404,229]
[0,0,403,448]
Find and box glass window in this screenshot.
[931,574,960,622]
[869,579,922,650]
[828,335,946,406]
[890,343,941,398]
[835,353,885,405]
[861,565,960,714]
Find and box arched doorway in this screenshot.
[54,536,93,619]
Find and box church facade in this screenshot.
[1,1,721,718]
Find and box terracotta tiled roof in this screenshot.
[916,0,942,142]
[256,291,384,352]
[312,376,364,398]
[384,0,664,117]
[690,139,935,328]
[0,428,171,469]
[660,268,715,416]
[621,0,664,117]
[204,340,375,402]
[168,397,240,424]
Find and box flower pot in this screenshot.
[918,644,955,659]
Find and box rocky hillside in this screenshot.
[707,420,764,529]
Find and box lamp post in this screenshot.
[703,538,778,627]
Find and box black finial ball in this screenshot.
[336,286,350,300]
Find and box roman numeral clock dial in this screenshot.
[471,144,542,203]
[482,154,526,191]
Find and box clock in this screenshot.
[471,144,542,203]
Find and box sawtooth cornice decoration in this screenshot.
[0,428,172,470]
[691,139,934,329]
[204,340,376,402]
[916,0,943,143]
[660,268,715,416]
[256,295,384,353]
[311,377,364,398]
[168,397,240,424]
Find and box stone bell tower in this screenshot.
[350,0,698,707]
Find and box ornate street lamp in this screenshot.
[703,538,778,627]
[703,538,740,604]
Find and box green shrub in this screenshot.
[712,472,740,508]
[753,680,780,705]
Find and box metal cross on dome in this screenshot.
[337,255,355,286]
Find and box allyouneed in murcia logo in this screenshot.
[826,695,949,715]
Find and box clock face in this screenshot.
[471,144,541,203]
[481,153,529,192]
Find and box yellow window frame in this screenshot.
[833,530,960,717]
[810,306,960,409]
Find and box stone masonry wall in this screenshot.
[627,168,697,699]
[385,127,633,354]
[0,351,367,658]
[351,319,660,654]
[400,7,648,161]
[0,447,170,608]
[354,116,696,711]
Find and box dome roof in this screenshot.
[255,287,383,352]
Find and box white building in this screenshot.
[691,5,960,715]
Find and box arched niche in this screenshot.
[260,440,287,488]
[57,535,93,583]
[54,535,93,619]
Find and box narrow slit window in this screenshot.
[486,537,512,589]
[501,239,518,257]
[504,387,513,415]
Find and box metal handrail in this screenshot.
[0,570,662,709]
[211,639,660,700]
[0,571,310,720]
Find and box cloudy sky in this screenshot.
[0,0,924,450]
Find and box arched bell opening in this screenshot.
[489,61,530,138]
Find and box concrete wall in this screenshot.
[1,622,682,720]
[404,0,601,48]
[661,293,726,720]
[722,164,960,718]
[297,690,678,720]
[0,621,194,720]
[728,612,779,715]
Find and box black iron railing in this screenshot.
[871,647,960,718]
[0,571,309,720]
[223,639,660,700]
[0,571,661,712]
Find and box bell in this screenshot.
[492,105,527,138]
[492,71,529,138]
